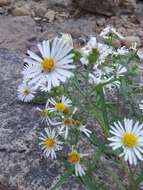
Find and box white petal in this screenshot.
[27,50,42,62]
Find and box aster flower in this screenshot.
[89,63,126,90]
[17,83,36,102]
[105,64,127,79]
[80,57,90,66]
[47,96,72,113]
[58,107,77,139]
[80,37,113,67]
[22,37,75,92]
[108,118,143,165]
[61,33,73,48]
[59,117,73,139]
[39,81,49,92]
[36,101,63,126]
[89,67,113,86]
[36,106,53,125]
[100,26,125,40]
[113,47,129,57]
[68,147,87,176]
[105,79,120,92]
[114,64,127,78]
[75,121,92,137]
[104,64,127,92]
[39,128,63,159]
[89,71,103,85]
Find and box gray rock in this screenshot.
[34,5,47,17]
[48,0,72,8]
[0,49,84,190]
[0,0,10,6]
[12,5,32,16]
[75,0,136,16]
[121,36,141,48]
[0,16,37,51]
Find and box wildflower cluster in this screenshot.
[38,95,90,176]
[18,28,143,189]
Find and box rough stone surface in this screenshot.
[0,15,97,51]
[121,35,141,48]
[0,16,38,51]
[0,48,85,190]
[12,5,32,16]
[48,0,73,8]
[76,0,137,16]
[0,0,10,6]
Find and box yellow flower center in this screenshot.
[64,118,72,126]
[55,103,65,112]
[44,137,55,148]
[23,89,30,96]
[41,58,55,73]
[69,151,80,164]
[123,132,138,148]
[38,110,49,118]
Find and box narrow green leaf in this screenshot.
[120,79,127,98]
[81,175,97,190]
[129,173,143,190]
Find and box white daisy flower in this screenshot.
[36,106,53,125]
[39,128,63,159]
[139,100,143,112]
[36,101,64,126]
[108,118,143,165]
[61,33,73,48]
[39,81,49,92]
[17,83,36,102]
[80,37,97,58]
[80,57,90,66]
[87,36,97,48]
[102,64,126,92]
[68,148,87,176]
[95,43,113,65]
[58,107,77,139]
[115,64,127,78]
[89,68,112,86]
[89,71,103,85]
[59,117,73,139]
[75,121,92,137]
[22,37,75,92]
[105,64,127,78]
[113,47,129,57]
[105,79,121,93]
[100,26,125,40]
[47,95,72,113]
[80,37,113,66]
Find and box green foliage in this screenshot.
[88,48,100,65]
[72,49,81,63]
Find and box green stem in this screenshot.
[127,161,135,190]
[99,86,110,134]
